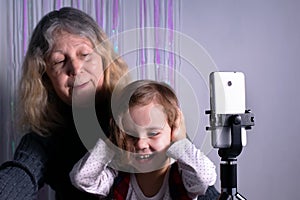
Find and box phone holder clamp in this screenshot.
[206,110,255,200]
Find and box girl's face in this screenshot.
[46,31,104,105]
[122,102,172,173]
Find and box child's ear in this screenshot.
[171,109,187,142]
[170,109,180,136]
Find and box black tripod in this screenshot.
[206,110,255,200]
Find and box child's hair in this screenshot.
[109,80,179,152]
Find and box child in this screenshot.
[70,80,217,200]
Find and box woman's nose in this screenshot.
[67,58,83,76]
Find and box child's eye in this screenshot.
[125,132,137,140]
[127,134,136,140]
[148,132,159,137]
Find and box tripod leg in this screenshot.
[218,192,246,200]
[235,193,246,200]
[218,192,233,200]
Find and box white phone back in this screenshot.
[209,71,247,148]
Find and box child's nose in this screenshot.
[135,137,149,151]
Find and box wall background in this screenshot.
[1,0,300,199]
[173,1,300,199]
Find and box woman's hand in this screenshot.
[171,109,187,143]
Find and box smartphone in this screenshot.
[209,71,247,148]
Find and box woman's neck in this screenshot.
[135,165,170,197]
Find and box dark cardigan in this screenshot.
[0,126,98,200]
[198,186,220,200]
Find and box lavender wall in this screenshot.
[176,0,300,199]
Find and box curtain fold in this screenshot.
[136,0,181,88]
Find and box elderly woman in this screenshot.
[0,7,128,200]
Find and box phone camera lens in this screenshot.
[227,81,232,86]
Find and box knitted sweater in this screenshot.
[0,126,98,200]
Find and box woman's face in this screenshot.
[46,31,104,105]
[122,102,172,173]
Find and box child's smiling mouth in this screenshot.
[135,153,154,161]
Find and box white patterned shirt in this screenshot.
[70,138,216,200]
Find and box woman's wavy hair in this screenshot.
[109,80,179,152]
[19,7,128,135]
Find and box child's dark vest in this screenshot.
[112,162,192,200]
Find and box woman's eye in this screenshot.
[54,60,64,65]
[82,52,91,57]
[50,60,65,70]
[80,53,92,62]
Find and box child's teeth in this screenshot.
[139,154,150,159]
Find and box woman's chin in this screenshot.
[72,97,94,107]
[72,92,95,107]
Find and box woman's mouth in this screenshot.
[73,81,90,89]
